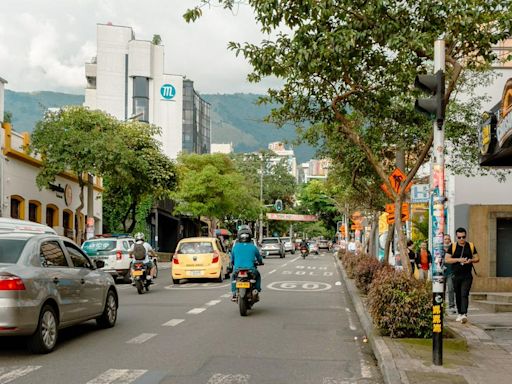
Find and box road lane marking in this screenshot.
[86,369,147,384]
[346,307,357,331]
[126,333,157,344]
[164,283,230,290]
[206,300,221,306]
[207,373,250,384]
[188,307,206,314]
[267,281,332,292]
[220,293,231,298]
[162,319,185,327]
[335,281,342,286]
[268,269,277,274]
[0,366,41,384]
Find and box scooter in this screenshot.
[234,263,263,316]
[131,262,152,294]
[300,247,309,259]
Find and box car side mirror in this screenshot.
[95,260,105,269]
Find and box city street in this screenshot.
[0,251,383,384]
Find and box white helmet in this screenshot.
[134,232,145,242]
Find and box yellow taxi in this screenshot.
[172,237,230,284]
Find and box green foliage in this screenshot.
[3,111,12,123]
[133,195,153,237]
[172,153,260,225]
[367,268,433,338]
[152,34,162,45]
[297,179,341,231]
[353,255,389,295]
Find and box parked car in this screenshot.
[172,237,230,284]
[82,235,158,283]
[261,237,285,258]
[280,237,295,254]
[0,219,118,354]
[317,239,331,250]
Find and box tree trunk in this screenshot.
[126,202,137,234]
[368,212,378,257]
[384,222,394,265]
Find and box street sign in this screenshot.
[411,184,430,203]
[266,213,318,222]
[388,168,412,193]
[385,203,410,224]
[385,203,394,214]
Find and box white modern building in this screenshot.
[0,77,103,238]
[84,23,211,159]
[211,142,234,154]
[268,142,297,179]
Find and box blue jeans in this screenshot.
[231,268,261,294]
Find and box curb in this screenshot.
[334,255,405,384]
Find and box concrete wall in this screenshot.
[469,205,512,291]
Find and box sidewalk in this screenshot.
[336,255,512,384]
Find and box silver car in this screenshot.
[260,237,285,258]
[280,237,295,254]
[0,226,118,354]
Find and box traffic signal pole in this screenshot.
[431,39,446,366]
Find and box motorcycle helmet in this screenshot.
[237,227,252,243]
[134,232,145,242]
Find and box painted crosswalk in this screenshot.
[0,366,369,383]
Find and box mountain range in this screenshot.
[4,90,315,163]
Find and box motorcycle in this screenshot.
[131,261,152,294]
[300,247,308,259]
[234,264,263,316]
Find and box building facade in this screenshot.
[268,142,297,180]
[84,23,211,159]
[0,79,103,239]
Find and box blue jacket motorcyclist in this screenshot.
[230,228,263,301]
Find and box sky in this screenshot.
[0,0,278,95]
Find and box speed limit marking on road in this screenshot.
[267,281,332,292]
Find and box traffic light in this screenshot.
[274,199,283,212]
[414,70,445,126]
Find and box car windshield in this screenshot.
[262,238,279,244]
[0,238,28,264]
[178,242,214,254]
[82,240,117,255]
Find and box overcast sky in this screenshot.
[0,0,277,95]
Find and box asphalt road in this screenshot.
[0,250,383,384]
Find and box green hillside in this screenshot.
[4,90,315,163]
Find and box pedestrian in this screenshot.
[415,240,431,280]
[445,227,480,324]
[407,239,416,276]
[443,234,456,314]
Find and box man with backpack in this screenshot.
[129,232,157,280]
[445,227,480,324]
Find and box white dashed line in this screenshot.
[188,307,206,314]
[335,281,342,286]
[206,300,221,306]
[207,373,251,384]
[346,307,357,331]
[126,333,157,344]
[162,319,185,327]
[268,269,277,274]
[221,293,231,298]
[0,366,41,384]
[86,369,147,384]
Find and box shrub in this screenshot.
[341,251,360,278]
[353,256,390,294]
[367,269,432,338]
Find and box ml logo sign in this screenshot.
[160,84,176,100]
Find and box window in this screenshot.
[40,241,69,267]
[122,241,130,250]
[0,239,28,264]
[63,210,73,239]
[65,241,92,268]
[46,205,58,227]
[82,240,116,256]
[10,196,24,219]
[29,201,41,223]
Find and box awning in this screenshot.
[215,229,232,236]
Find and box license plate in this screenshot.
[236,282,251,288]
[189,270,203,276]
[132,270,143,276]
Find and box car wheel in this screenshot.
[96,290,118,328]
[28,304,58,354]
[217,268,224,283]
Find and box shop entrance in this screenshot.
[497,218,512,277]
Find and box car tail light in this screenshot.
[212,251,220,263]
[116,250,123,260]
[173,255,179,264]
[238,270,248,277]
[0,274,26,291]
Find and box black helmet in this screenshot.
[237,227,252,243]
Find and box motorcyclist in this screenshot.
[299,238,309,254]
[230,227,263,301]
[128,232,157,280]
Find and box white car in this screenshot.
[82,236,158,283]
[280,237,295,254]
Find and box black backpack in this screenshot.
[133,243,146,260]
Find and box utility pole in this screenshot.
[259,155,264,243]
[415,39,446,366]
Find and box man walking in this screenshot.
[443,234,456,314]
[445,228,479,324]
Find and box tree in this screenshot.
[152,34,162,45]
[297,180,340,231]
[3,111,12,123]
[102,120,177,233]
[31,106,124,244]
[185,0,512,273]
[172,153,260,236]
